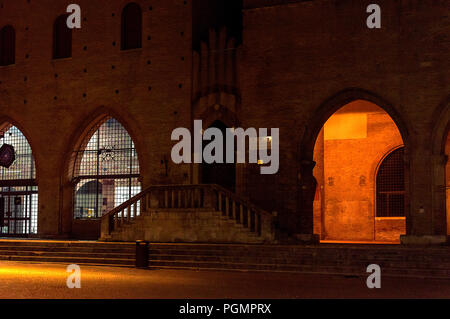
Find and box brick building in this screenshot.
[0,0,448,245]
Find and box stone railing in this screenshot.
[100,184,275,242]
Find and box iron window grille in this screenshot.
[0,125,38,236]
[72,117,141,219]
[376,147,405,217]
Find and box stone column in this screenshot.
[295,160,319,243]
[400,142,447,245]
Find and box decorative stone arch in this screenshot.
[297,88,411,240]
[0,115,40,176]
[430,96,450,236]
[198,103,241,129]
[60,106,146,239]
[62,106,145,184]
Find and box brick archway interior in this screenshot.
[312,100,406,243]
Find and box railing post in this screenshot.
[247,209,252,230]
[171,190,175,208]
[218,192,222,212]
[232,201,236,221]
[256,212,261,235]
[164,189,169,208]
[202,186,216,209]
[190,188,195,207]
[225,196,229,218]
[142,194,147,213]
[239,204,243,224]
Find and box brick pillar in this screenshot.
[401,142,447,245]
[295,160,319,243]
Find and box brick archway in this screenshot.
[60,106,146,239]
[297,89,411,241]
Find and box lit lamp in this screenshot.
[0,143,15,168]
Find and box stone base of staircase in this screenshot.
[104,209,268,244]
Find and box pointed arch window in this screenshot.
[0,124,38,236]
[121,3,142,50]
[53,14,72,59]
[376,147,405,217]
[72,117,141,219]
[0,25,15,66]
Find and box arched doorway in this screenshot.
[201,120,236,191]
[312,100,406,243]
[0,124,38,237]
[72,117,141,219]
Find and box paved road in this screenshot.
[0,261,449,299]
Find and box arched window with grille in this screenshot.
[0,124,38,236]
[72,117,141,219]
[376,147,405,217]
[0,25,15,66]
[121,3,142,50]
[53,14,72,59]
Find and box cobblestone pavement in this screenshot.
[0,261,449,299]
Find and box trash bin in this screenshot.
[135,240,149,268]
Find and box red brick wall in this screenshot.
[241,0,449,238]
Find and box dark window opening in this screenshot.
[0,25,15,66]
[53,15,72,59]
[376,147,405,217]
[121,3,142,50]
[201,120,236,191]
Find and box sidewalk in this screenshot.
[0,261,449,299]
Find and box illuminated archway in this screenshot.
[312,100,406,243]
[0,123,38,236]
[72,117,140,219]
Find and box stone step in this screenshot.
[0,249,134,259]
[0,245,135,254]
[0,240,134,250]
[0,254,134,266]
[148,253,450,269]
[147,260,450,279]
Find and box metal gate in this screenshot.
[0,185,38,237]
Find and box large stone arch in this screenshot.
[296,88,411,241]
[59,106,146,239]
[431,96,450,237]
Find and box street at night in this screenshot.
[0,261,449,299]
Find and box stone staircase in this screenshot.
[0,239,135,267]
[0,239,449,279]
[100,184,276,244]
[107,209,265,243]
[147,243,450,279]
